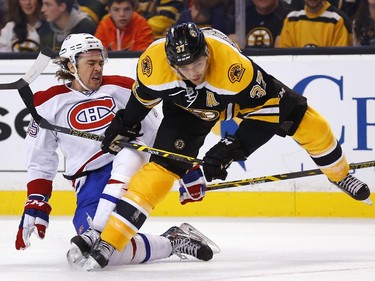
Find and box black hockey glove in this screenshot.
[101,109,142,155]
[203,134,247,182]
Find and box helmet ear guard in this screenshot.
[165,22,208,68]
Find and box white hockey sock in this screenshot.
[108,233,172,266]
[130,233,172,264]
[92,180,127,232]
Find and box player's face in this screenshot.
[252,0,278,13]
[73,51,104,91]
[19,0,39,16]
[176,55,209,86]
[109,1,134,30]
[304,0,324,12]
[41,0,65,23]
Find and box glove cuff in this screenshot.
[27,179,53,198]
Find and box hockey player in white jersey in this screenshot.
[15,33,219,268]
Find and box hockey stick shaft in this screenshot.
[206,160,375,191]
[0,50,52,90]
[18,85,203,165]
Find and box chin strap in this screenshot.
[71,64,92,93]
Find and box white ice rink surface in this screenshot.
[1,216,375,281]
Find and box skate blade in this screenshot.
[67,244,84,264]
[362,197,372,206]
[81,256,102,271]
[179,223,221,254]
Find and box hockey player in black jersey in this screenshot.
[84,22,371,270]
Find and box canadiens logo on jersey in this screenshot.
[141,55,153,77]
[228,63,245,83]
[68,97,116,131]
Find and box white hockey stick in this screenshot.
[0,50,52,90]
[18,85,202,165]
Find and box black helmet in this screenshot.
[165,22,207,67]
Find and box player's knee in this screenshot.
[126,162,179,209]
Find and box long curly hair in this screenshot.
[9,0,43,43]
[54,57,75,81]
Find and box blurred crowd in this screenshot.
[0,0,374,53]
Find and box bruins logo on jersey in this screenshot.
[228,63,245,83]
[141,55,152,77]
[247,27,272,48]
[174,139,185,150]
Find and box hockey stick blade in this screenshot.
[18,85,202,165]
[206,160,375,191]
[0,49,52,90]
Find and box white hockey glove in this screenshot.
[179,166,206,205]
[15,180,52,250]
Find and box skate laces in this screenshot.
[171,236,200,260]
[81,228,100,247]
[96,240,115,260]
[336,174,364,195]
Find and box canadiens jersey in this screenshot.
[132,28,283,127]
[25,75,161,187]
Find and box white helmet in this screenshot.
[59,33,107,65]
[58,33,107,92]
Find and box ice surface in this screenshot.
[1,217,375,281]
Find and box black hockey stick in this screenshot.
[19,85,375,184]
[12,51,375,188]
[18,85,203,165]
[0,50,53,90]
[206,160,375,191]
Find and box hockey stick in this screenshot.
[18,85,203,165]
[19,86,375,186]
[206,160,375,191]
[0,49,53,90]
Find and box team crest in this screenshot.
[141,55,152,77]
[247,27,272,48]
[174,139,185,150]
[228,63,245,83]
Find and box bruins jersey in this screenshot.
[133,28,292,128]
[278,1,353,47]
[245,1,292,48]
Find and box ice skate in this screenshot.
[330,174,372,205]
[81,239,115,271]
[66,228,100,266]
[161,223,219,261]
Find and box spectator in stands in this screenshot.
[276,0,353,47]
[0,0,8,29]
[228,0,293,48]
[0,0,48,52]
[40,0,97,51]
[78,0,108,24]
[176,0,230,34]
[145,0,186,39]
[95,0,154,51]
[352,0,375,46]
[329,0,361,19]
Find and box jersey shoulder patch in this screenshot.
[34,85,70,107]
[102,75,135,90]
